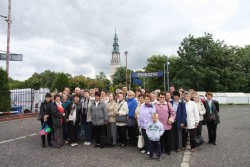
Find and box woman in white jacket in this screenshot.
[193,93,206,137]
[116,92,129,147]
[182,91,199,152]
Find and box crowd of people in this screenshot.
[39,86,220,161]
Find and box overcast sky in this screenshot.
[0,0,249,81]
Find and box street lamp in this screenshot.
[124,51,128,89]
[0,0,12,75]
[164,56,170,92]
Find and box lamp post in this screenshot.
[166,56,170,92]
[124,51,128,89]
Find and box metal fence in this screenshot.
[9,88,50,113]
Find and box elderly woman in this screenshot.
[127,90,138,147]
[107,93,118,146]
[50,94,66,148]
[90,92,108,149]
[138,94,156,154]
[182,91,199,152]
[116,92,129,147]
[170,91,187,152]
[155,92,176,155]
[193,93,206,137]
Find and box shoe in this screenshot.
[148,157,153,160]
[94,144,100,148]
[156,157,161,161]
[176,149,181,152]
[166,152,171,155]
[190,149,195,152]
[42,143,46,148]
[100,145,104,149]
[48,143,53,147]
[86,142,91,146]
[84,142,88,145]
[213,142,217,145]
[141,150,146,154]
[121,144,127,147]
[146,152,150,155]
[71,143,78,147]
[65,141,69,144]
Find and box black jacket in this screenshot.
[66,102,82,125]
[203,100,220,124]
[40,101,53,126]
[50,102,64,127]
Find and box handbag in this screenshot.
[193,136,204,147]
[40,122,52,135]
[137,129,144,148]
[206,113,216,122]
[127,117,136,127]
[116,101,127,123]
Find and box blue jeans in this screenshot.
[83,121,92,142]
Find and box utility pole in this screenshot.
[6,0,11,75]
[124,51,128,89]
[166,56,170,92]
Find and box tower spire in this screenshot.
[113,29,119,53]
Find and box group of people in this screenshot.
[39,86,220,161]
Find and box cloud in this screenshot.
[0,0,249,81]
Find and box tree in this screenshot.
[95,71,111,91]
[112,66,132,88]
[0,68,11,112]
[51,73,70,92]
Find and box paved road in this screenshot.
[0,105,249,167]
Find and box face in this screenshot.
[159,95,166,103]
[62,94,67,101]
[90,91,95,97]
[193,96,199,102]
[101,91,106,97]
[128,93,134,99]
[144,97,151,104]
[138,96,144,104]
[55,96,60,102]
[45,97,51,102]
[74,96,80,103]
[95,95,100,101]
[170,86,175,93]
[184,94,191,102]
[84,92,89,98]
[173,95,180,102]
[141,89,145,94]
[135,91,141,97]
[206,95,212,101]
[75,88,81,94]
[109,94,114,101]
[150,94,156,101]
[64,88,70,94]
[166,93,171,101]
[152,115,158,123]
[118,94,124,101]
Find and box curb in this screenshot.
[180,141,191,167]
[0,113,37,122]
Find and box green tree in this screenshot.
[95,71,110,91]
[0,68,11,112]
[112,66,132,87]
[51,73,70,92]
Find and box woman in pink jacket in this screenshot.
[155,92,176,155]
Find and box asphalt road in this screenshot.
[0,105,249,167]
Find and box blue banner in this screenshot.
[133,78,142,85]
[131,71,163,78]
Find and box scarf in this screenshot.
[56,102,64,125]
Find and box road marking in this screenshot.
[0,133,38,145]
[181,141,191,167]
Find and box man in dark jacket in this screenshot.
[40,93,54,148]
[203,92,220,145]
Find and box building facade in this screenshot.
[110,31,121,82]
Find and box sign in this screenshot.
[131,71,163,78]
[0,53,23,61]
[133,78,142,85]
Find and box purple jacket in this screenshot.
[138,103,156,129]
[155,102,176,130]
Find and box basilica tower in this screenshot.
[110,30,121,81]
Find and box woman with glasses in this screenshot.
[155,92,176,155]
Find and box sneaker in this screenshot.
[84,142,88,145]
[71,143,78,147]
[65,141,69,144]
[156,157,161,161]
[86,142,91,146]
[146,152,150,155]
[141,150,146,154]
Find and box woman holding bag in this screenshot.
[116,92,129,147]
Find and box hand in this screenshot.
[63,113,65,116]
[167,120,172,125]
[195,123,199,128]
[180,124,184,128]
[104,121,108,125]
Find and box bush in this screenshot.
[0,68,11,112]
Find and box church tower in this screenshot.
[110,30,121,81]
